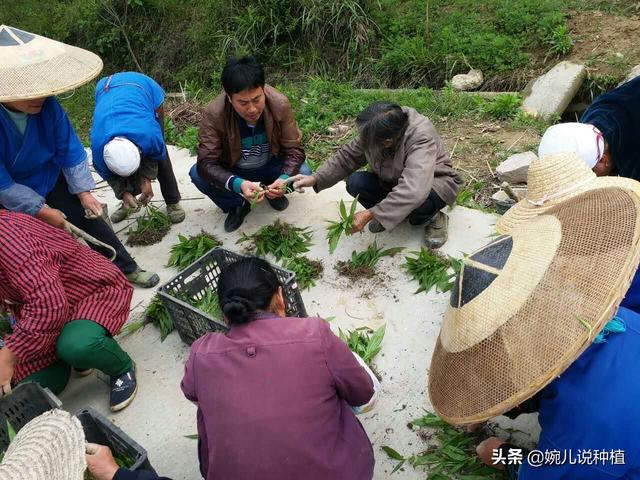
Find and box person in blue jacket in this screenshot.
[476,305,640,479]
[91,72,185,224]
[0,25,158,288]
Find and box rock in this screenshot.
[522,61,586,118]
[496,151,537,184]
[621,65,640,85]
[451,69,484,91]
[492,187,528,214]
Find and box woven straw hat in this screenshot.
[0,25,103,102]
[0,410,86,479]
[429,187,640,425]
[496,152,640,234]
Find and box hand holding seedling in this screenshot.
[139,176,154,204]
[287,174,316,191]
[240,181,265,204]
[122,192,139,209]
[0,346,17,396]
[351,210,373,234]
[86,443,120,480]
[265,178,287,199]
[476,437,506,470]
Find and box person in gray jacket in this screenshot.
[290,102,462,247]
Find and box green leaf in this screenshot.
[339,199,347,219]
[382,445,405,461]
[350,195,359,217]
[184,434,199,439]
[7,421,15,442]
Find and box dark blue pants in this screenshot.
[189,158,311,213]
[345,171,446,225]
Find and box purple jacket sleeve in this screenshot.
[181,346,198,403]
[319,320,375,407]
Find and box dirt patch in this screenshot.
[127,225,171,246]
[336,261,376,280]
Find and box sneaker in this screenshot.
[166,203,186,224]
[224,202,251,233]
[74,367,94,378]
[266,196,289,211]
[110,364,138,412]
[368,219,386,233]
[424,211,449,249]
[126,268,160,288]
[110,202,140,224]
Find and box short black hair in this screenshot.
[217,257,281,325]
[220,56,265,95]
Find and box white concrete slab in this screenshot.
[60,146,526,479]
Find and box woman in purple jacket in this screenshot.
[181,257,377,480]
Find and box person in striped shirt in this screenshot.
[0,210,137,411]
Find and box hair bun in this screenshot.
[221,294,256,324]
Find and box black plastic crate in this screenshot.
[77,407,156,474]
[159,247,308,345]
[0,382,61,451]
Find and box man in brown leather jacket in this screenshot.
[189,56,310,232]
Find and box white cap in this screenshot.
[103,137,140,177]
[538,123,605,169]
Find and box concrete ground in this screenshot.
[60,146,537,479]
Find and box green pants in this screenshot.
[21,320,132,395]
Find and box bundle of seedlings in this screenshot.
[336,241,404,279]
[282,256,324,290]
[237,220,313,261]
[126,205,171,246]
[339,325,386,369]
[119,295,174,342]
[167,231,222,270]
[190,288,222,319]
[403,248,463,294]
[326,196,359,254]
[382,412,500,478]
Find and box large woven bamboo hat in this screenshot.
[0,25,103,102]
[428,187,640,425]
[496,152,640,234]
[0,410,86,479]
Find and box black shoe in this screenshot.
[267,196,289,211]
[110,364,137,412]
[224,203,251,232]
[368,219,386,233]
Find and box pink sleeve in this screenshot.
[319,320,375,407]
[180,347,198,403]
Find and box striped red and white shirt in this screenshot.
[0,211,133,382]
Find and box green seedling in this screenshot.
[192,289,222,319]
[237,220,313,261]
[403,249,462,294]
[126,205,171,246]
[337,241,403,278]
[382,412,500,478]
[119,295,174,342]
[326,196,359,254]
[168,231,222,270]
[339,325,385,367]
[282,256,323,290]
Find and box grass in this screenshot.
[482,93,522,121]
[326,197,359,254]
[336,241,404,279]
[237,220,313,261]
[339,325,386,367]
[167,231,222,270]
[126,205,171,246]
[382,412,500,478]
[404,249,463,294]
[282,256,324,290]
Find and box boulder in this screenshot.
[496,151,537,184]
[522,61,586,118]
[451,69,484,91]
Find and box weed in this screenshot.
[168,231,222,270]
[237,220,313,261]
[336,241,404,279]
[544,23,573,57]
[126,205,171,246]
[404,249,462,294]
[326,197,359,254]
[339,325,386,367]
[382,412,499,478]
[483,93,522,121]
[282,256,324,290]
[165,118,198,154]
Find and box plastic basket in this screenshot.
[76,407,156,473]
[158,247,307,345]
[0,382,62,451]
